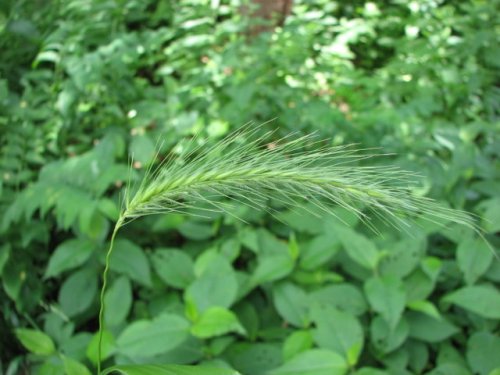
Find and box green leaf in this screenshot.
[152,248,195,289]
[308,283,367,316]
[311,305,364,366]
[45,239,95,278]
[299,234,340,270]
[378,237,424,278]
[104,276,132,326]
[354,368,389,375]
[407,340,429,374]
[110,239,152,287]
[225,343,282,374]
[404,269,436,302]
[283,330,313,361]
[187,254,238,312]
[407,311,459,342]
[334,226,378,270]
[87,330,115,365]
[370,316,408,354]
[59,269,97,317]
[116,313,189,358]
[0,244,10,275]
[102,364,240,375]
[63,356,92,375]
[191,307,245,339]
[457,237,494,285]
[407,300,441,320]
[251,253,295,285]
[443,284,500,319]
[179,220,216,241]
[98,198,120,221]
[268,349,347,375]
[273,282,309,327]
[466,332,500,375]
[15,329,55,355]
[130,134,156,164]
[425,363,472,375]
[364,276,406,330]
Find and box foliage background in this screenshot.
[1,0,499,374]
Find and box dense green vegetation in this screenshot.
[1,1,499,374]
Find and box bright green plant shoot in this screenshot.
[96,127,480,374]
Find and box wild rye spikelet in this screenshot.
[121,127,476,231]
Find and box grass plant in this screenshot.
[96,126,481,374]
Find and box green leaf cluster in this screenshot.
[1,1,498,375]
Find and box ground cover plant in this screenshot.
[1,0,499,374]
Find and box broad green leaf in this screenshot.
[87,331,115,365]
[233,302,259,341]
[255,229,291,254]
[404,269,436,302]
[364,276,406,330]
[279,206,326,234]
[466,332,500,375]
[0,262,24,303]
[37,359,65,375]
[480,198,500,233]
[334,226,379,270]
[191,307,245,338]
[251,253,295,285]
[130,134,155,164]
[308,283,367,316]
[311,305,363,366]
[152,248,195,289]
[299,234,340,270]
[63,356,91,375]
[104,276,132,326]
[59,269,97,317]
[273,282,309,327]
[225,343,282,375]
[283,330,313,361]
[117,313,189,358]
[379,345,410,372]
[378,237,424,278]
[407,340,428,374]
[102,364,240,375]
[354,369,389,375]
[187,254,238,312]
[179,221,216,241]
[425,364,472,375]
[219,238,241,263]
[437,343,467,368]
[421,257,442,282]
[443,284,500,319]
[45,239,95,278]
[407,312,458,342]
[407,300,441,320]
[110,239,152,287]
[78,204,109,241]
[370,316,408,354]
[268,349,347,375]
[62,332,92,362]
[98,198,120,221]
[457,236,493,285]
[15,329,55,355]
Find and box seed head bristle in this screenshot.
[121,126,478,234]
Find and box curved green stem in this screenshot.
[97,217,124,375]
